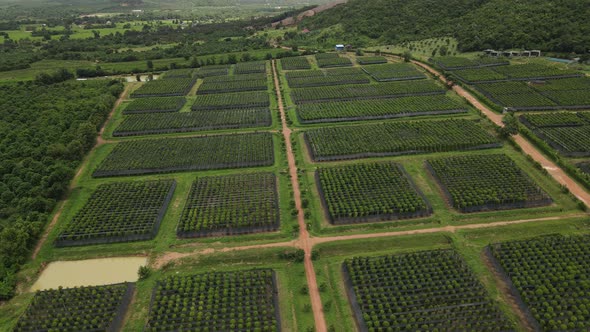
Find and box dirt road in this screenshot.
[31,84,133,260]
[272,60,328,332]
[413,59,590,205]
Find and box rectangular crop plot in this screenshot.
[315,54,353,68]
[56,180,175,246]
[234,60,267,74]
[178,173,279,237]
[316,162,431,224]
[520,112,590,157]
[452,67,508,83]
[304,119,499,161]
[198,75,268,94]
[492,63,582,80]
[131,78,196,97]
[280,56,311,70]
[146,269,280,331]
[162,68,194,79]
[343,250,513,331]
[196,65,231,78]
[15,283,134,332]
[433,56,509,70]
[427,154,551,212]
[286,68,369,88]
[361,63,426,81]
[114,108,272,136]
[192,91,270,110]
[296,95,467,123]
[488,235,590,331]
[93,133,274,177]
[475,82,558,110]
[291,80,445,103]
[356,56,387,65]
[123,96,186,114]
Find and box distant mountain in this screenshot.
[300,0,590,53]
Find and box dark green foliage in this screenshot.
[317,162,430,224]
[304,119,499,161]
[427,154,551,212]
[491,235,590,330]
[192,91,270,110]
[178,173,279,237]
[291,80,444,103]
[93,133,275,177]
[302,0,590,53]
[521,112,590,156]
[285,67,369,88]
[198,74,268,94]
[123,97,186,114]
[296,95,467,123]
[131,78,195,97]
[344,250,513,330]
[15,283,133,331]
[56,180,175,246]
[356,56,387,65]
[146,269,279,331]
[361,63,426,81]
[280,56,312,70]
[0,79,122,299]
[234,60,267,74]
[114,108,272,136]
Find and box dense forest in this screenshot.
[301,0,590,53]
[0,77,123,298]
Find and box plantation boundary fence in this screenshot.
[108,283,136,332]
[314,168,433,225]
[425,162,552,213]
[293,90,446,104]
[296,108,468,124]
[341,264,369,332]
[197,85,268,94]
[483,247,542,331]
[191,102,271,111]
[55,181,176,247]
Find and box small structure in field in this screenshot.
[335,44,345,51]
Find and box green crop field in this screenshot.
[489,235,590,330]
[304,119,499,161]
[316,162,430,224]
[3,9,590,330]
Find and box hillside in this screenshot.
[300,0,590,53]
